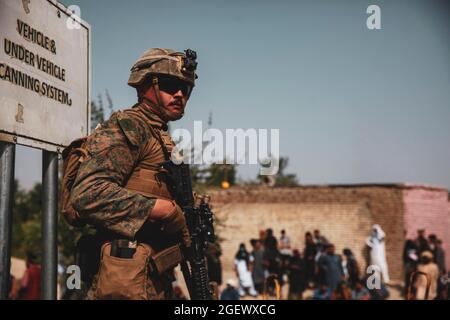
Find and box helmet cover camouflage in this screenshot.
[128,48,198,88]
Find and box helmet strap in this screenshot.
[138,76,171,122]
[151,76,165,112]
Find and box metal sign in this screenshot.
[0,0,90,152]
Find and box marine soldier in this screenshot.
[68,48,198,300]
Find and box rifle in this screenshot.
[163,160,216,300]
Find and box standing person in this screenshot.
[313,229,329,283]
[437,274,449,300]
[435,240,446,275]
[363,274,390,300]
[69,48,198,300]
[414,229,430,255]
[313,229,329,253]
[428,234,447,298]
[416,251,439,300]
[264,229,278,250]
[428,235,446,275]
[366,224,390,283]
[234,243,258,297]
[249,239,265,294]
[263,229,283,287]
[330,281,352,300]
[318,244,344,291]
[259,230,267,247]
[279,229,292,257]
[206,239,223,287]
[220,279,240,300]
[279,229,291,285]
[19,252,41,300]
[428,234,438,252]
[312,283,331,300]
[287,249,307,300]
[352,280,371,300]
[403,238,419,296]
[303,232,317,287]
[342,248,360,289]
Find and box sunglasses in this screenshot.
[158,77,192,97]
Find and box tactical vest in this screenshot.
[121,109,174,201]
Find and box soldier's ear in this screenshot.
[136,86,146,101]
[137,78,154,97]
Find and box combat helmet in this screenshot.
[128,48,198,88]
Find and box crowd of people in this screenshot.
[221,228,374,300]
[7,227,448,300]
[403,229,448,300]
[221,227,448,300]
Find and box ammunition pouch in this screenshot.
[149,244,183,275]
[91,240,183,300]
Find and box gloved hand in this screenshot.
[151,200,191,248]
[159,202,186,234]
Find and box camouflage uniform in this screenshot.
[69,48,198,300]
[71,104,173,239]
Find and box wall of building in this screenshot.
[213,202,373,284]
[402,186,450,270]
[209,184,450,282]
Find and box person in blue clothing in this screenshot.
[318,244,344,291]
[352,280,371,300]
[220,279,240,300]
[313,283,332,300]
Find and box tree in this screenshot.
[191,163,237,189]
[275,157,298,186]
[11,181,42,261]
[257,156,298,187]
[11,181,93,267]
[90,90,114,131]
[90,98,104,131]
[206,163,236,187]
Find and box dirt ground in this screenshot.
[175,267,405,300]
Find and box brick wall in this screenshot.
[402,186,450,270]
[212,202,373,284]
[208,184,449,282]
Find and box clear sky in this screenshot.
[15,0,450,189]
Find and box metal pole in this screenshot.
[42,151,58,300]
[0,142,15,300]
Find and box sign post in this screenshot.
[42,151,58,300]
[0,142,15,300]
